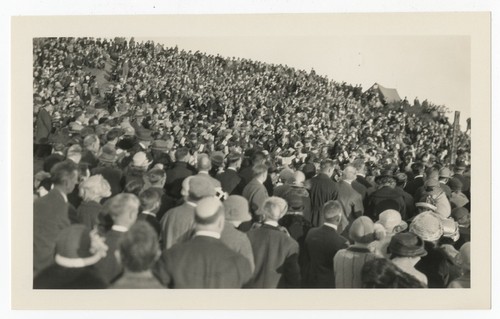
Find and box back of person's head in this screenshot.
[66,144,83,163]
[251,151,266,165]
[293,170,306,186]
[262,196,288,221]
[118,221,160,272]
[197,153,212,171]
[320,159,335,174]
[194,196,225,232]
[252,163,268,178]
[411,162,425,175]
[342,165,357,181]
[175,147,189,162]
[361,258,426,288]
[105,193,140,226]
[322,200,343,225]
[139,188,161,213]
[50,160,78,190]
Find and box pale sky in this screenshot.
[138,36,470,127]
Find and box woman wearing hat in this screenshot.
[388,232,428,286]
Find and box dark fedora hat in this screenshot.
[388,232,427,258]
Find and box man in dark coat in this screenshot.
[352,159,373,189]
[216,152,244,195]
[165,147,196,199]
[336,166,364,224]
[246,197,301,288]
[404,162,425,197]
[35,104,53,144]
[153,197,252,288]
[309,159,339,227]
[303,200,349,288]
[366,174,407,221]
[394,172,416,221]
[239,150,274,195]
[33,160,79,276]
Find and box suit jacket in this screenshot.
[246,224,301,288]
[216,168,244,195]
[196,171,222,191]
[395,187,415,221]
[33,189,70,275]
[351,180,367,200]
[220,223,255,273]
[76,200,103,229]
[404,176,424,197]
[33,264,107,289]
[303,225,349,288]
[309,173,339,227]
[161,202,196,250]
[165,162,195,199]
[95,228,126,284]
[153,235,252,288]
[365,186,406,221]
[239,166,274,195]
[242,179,269,216]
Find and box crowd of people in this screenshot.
[32,37,471,289]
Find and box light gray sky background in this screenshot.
[138,36,470,127]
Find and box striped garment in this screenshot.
[333,246,379,288]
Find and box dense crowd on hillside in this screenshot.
[32,37,471,289]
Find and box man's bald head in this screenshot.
[197,154,212,172]
[343,165,357,182]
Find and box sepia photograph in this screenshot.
[8,9,492,312]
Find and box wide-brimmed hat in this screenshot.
[409,211,444,242]
[151,139,171,152]
[136,128,153,141]
[388,232,427,258]
[210,151,225,167]
[439,167,452,178]
[376,209,408,233]
[99,145,117,163]
[54,225,102,268]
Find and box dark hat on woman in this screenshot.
[388,232,427,258]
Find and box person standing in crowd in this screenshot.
[165,147,195,199]
[92,144,124,196]
[309,159,339,227]
[438,167,453,199]
[394,172,416,221]
[450,207,471,249]
[246,197,301,288]
[283,170,312,223]
[371,209,408,258]
[334,216,380,288]
[365,173,406,221]
[142,168,175,221]
[76,174,112,229]
[34,225,108,289]
[95,193,140,284]
[404,162,425,197]
[387,232,428,286]
[35,103,54,144]
[452,162,470,199]
[153,197,252,288]
[336,165,364,224]
[220,195,255,273]
[110,221,164,289]
[409,211,458,288]
[137,188,162,236]
[448,178,470,209]
[34,160,79,276]
[448,242,471,288]
[195,153,223,193]
[161,176,215,250]
[80,134,100,169]
[242,163,270,217]
[216,152,244,195]
[303,200,349,288]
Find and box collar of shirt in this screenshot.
[112,225,128,232]
[264,220,279,227]
[227,167,237,171]
[324,223,338,230]
[343,179,353,185]
[75,120,82,125]
[357,173,365,178]
[195,230,221,239]
[139,142,147,149]
[198,171,209,175]
[415,175,424,178]
[56,188,68,203]
[141,211,156,218]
